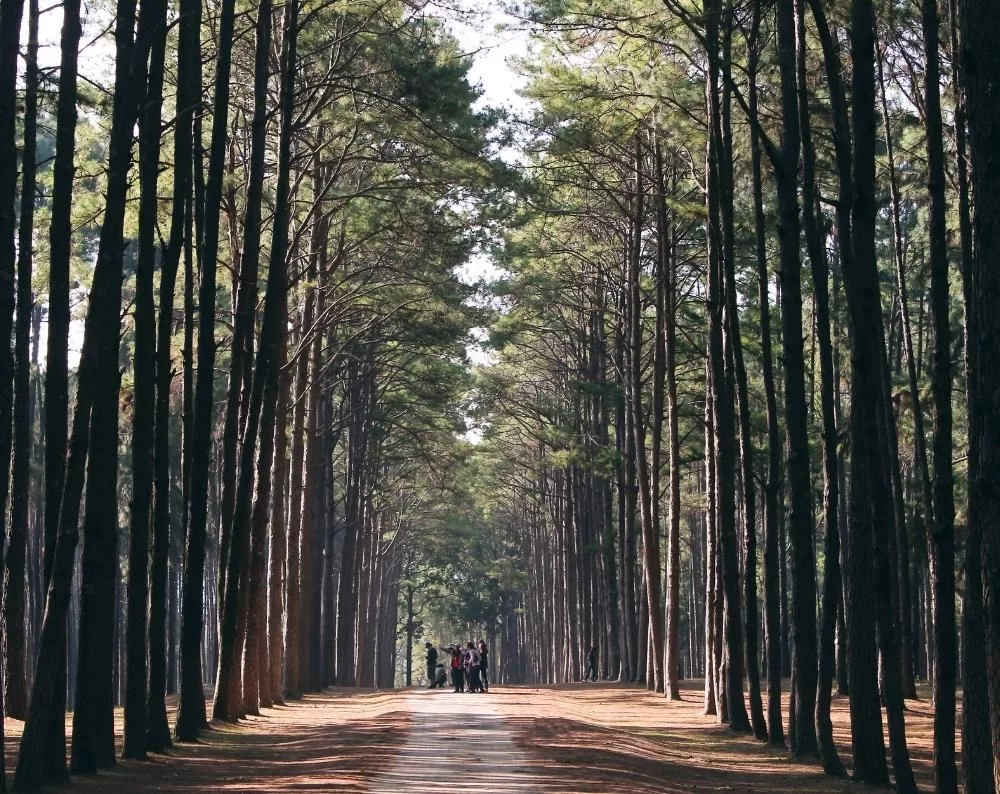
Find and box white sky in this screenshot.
[439,2,531,377]
[442,1,530,113]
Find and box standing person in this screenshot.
[478,640,490,692]
[451,646,464,693]
[425,642,438,686]
[465,641,482,693]
[585,645,598,682]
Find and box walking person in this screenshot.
[425,642,438,687]
[478,640,490,692]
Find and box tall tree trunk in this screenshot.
[627,135,665,695]
[176,0,237,738]
[215,0,275,718]
[746,5,784,746]
[703,0,749,732]
[16,0,143,778]
[594,276,621,681]
[703,372,717,717]
[657,150,682,702]
[149,0,198,752]
[0,0,25,780]
[4,0,39,723]
[773,0,818,755]
[951,1,992,788]
[71,0,154,767]
[302,298,325,691]
[651,136,668,695]
[807,0,886,777]
[714,0,760,736]
[793,0,843,772]
[215,0,297,718]
[240,287,287,714]
[0,6,26,767]
[921,0,957,789]
[33,0,82,771]
[267,325,291,705]
[337,355,371,687]
[218,0,275,606]
[844,0,915,787]
[875,40,923,703]
[617,303,638,682]
[959,0,1000,785]
[284,306,309,698]
[124,0,168,757]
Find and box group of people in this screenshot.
[425,640,489,693]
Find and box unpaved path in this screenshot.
[369,690,541,792]
[2,681,943,792]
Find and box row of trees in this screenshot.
[0,0,503,789]
[473,0,1000,790]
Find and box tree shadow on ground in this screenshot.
[4,691,410,793]
[506,713,907,793]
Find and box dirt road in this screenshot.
[2,681,940,792]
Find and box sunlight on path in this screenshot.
[369,690,543,792]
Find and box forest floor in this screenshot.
[3,680,947,792]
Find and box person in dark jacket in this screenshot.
[425,642,438,685]
[478,640,490,692]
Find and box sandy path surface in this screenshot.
[369,689,541,792]
[1,680,946,792]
